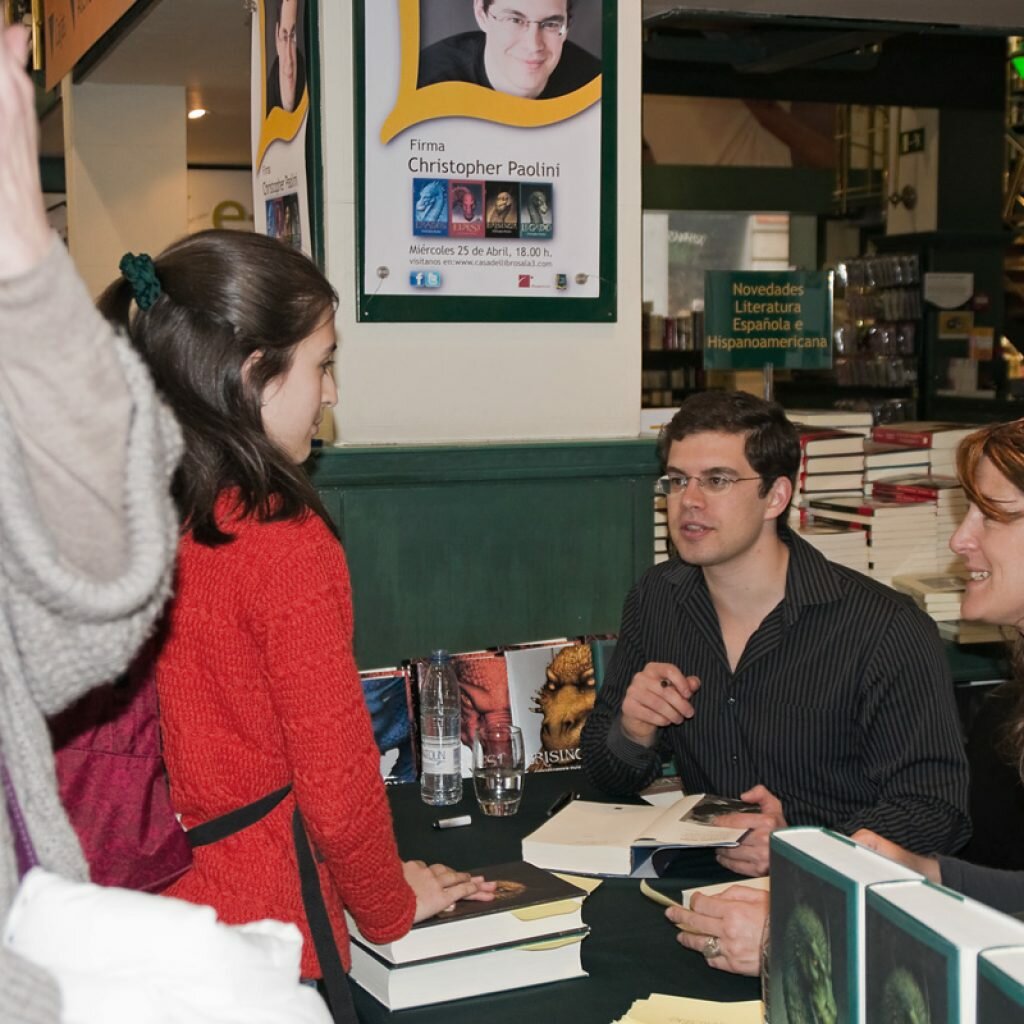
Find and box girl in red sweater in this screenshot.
[98,231,492,1019]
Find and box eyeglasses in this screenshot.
[654,474,763,497]
[487,11,568,38]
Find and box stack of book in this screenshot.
[792,429,867,522]
[805,495,938,585]
[347,860,590,1010]
[770,827,1024,1023]
[872,474,969,574]
[786,408,874,436]
[937,619,1011,645]
[653,493,670,565]
[890,572,966,622]
[870,421,976,475]
[862,441,931,493]
[794,522,869,574]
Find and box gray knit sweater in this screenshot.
[0,238,180,1022]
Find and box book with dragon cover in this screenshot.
[518,182,554,240]
[769,828,921,1024]
[865,879,1024,1023]
[504,640,596,773]
[448,180,485,239]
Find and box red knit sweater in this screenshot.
[158,501,415,977]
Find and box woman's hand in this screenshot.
[0,25,51,280]
[851,829,942,883]
[403,860,497,923]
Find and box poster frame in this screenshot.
[352,0,618,323]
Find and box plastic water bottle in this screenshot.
[419,650,462,806]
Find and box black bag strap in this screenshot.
[185,784,292,848]
[184,785,360,1024]
[293,806,359,1024]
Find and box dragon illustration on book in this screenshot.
[780,902,838,1024]
[528,645,596,771]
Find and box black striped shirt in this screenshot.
[580,529,971,855]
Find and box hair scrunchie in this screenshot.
[119,252,162,310]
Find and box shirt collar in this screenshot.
[664,522,846,623]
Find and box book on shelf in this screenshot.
[769,827,922,1024]
[865,879,1024,1023]
[348,928,588,1010]
[798,429,867,457]
[347,860,588,965]
[521,794,749,877]
[978,946,1024,1019]
[801,453,866,474]
[871,421,976,449]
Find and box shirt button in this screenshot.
[727,697,736,705]
[731,754,739,762]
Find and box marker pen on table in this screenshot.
[546,791,580,818]
[432,814,472,830]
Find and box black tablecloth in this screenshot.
[351,769,761,1022]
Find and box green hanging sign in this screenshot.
[703,271,833,370]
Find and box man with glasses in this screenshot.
[581,392,968,893]
[418,0,600,100]
[266,0,306,115]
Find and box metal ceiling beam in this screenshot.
[737,30,891,73]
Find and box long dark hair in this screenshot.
[956,419,1024,775]
[98,229,338,546]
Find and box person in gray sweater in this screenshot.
[0,23,180,1021]
[855,417,1024,913]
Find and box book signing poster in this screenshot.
[356,0,615,321]
[251,0,312,256]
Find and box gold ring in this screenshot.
[702,935,722,959]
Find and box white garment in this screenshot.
[3,869,332,1024]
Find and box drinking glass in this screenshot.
[472,724,524,816]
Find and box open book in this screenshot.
[521,795,750,877]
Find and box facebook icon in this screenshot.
[409,270,443,289]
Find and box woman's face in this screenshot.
[258,314,337,464]
[950,455,1024,629]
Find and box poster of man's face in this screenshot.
[417,0,601,101]
[266,0,306,116]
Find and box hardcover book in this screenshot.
[504,640,595,773]
[347,860,588,964]
[977,946,1024,1020]
[411,177,448,236]
[485,181,519,237]
[770,828,922,1024]
[871,422,975,450]
[359,667,416,784]
[349,929,588,1010]
[521,795,749,877]
[798,429,866,456]
[865,879,1024,1023]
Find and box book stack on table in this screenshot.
[790,429,866,527]
[870,421,976,476]
[804,495,938,586]
[862,441,931,493]
[891,572,966,623]
[346,860,591,1010]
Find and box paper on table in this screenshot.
[554,872,603,894]
[639,876,770,910]
[613,994,763,1024]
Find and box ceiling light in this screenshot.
[188,107,207,120]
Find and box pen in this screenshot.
[432,815,472,830]
[546,790,580,818]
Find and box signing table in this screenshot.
[351,769,761,1023]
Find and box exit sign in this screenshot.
[899,128,925,155]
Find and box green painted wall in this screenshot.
[309,440,660,668]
